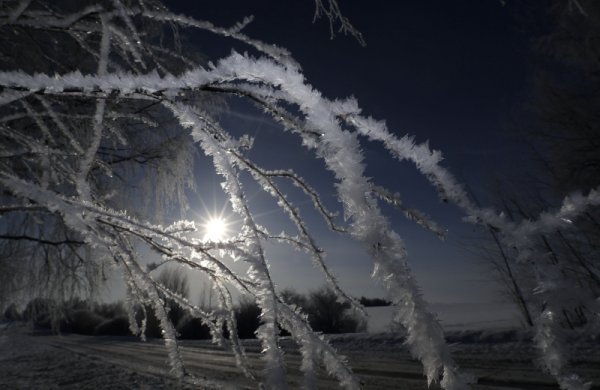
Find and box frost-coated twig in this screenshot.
[277,301,361,389]
[2,171,256,381]
[0,90,32,107]
[340,101,600,390]
[6,0,32,23]
[135,10,300,69]
[114,234,186,380]
[19,101,52,189]
[312,0,365,46]
[211,279,256,381]
[36,96,84,154]
[167,101,288,388]
[118,222,255,295]
[77,13,111,200]
[0,51,467,388]
[257,168,345,232]
[172,103,362,317]
[111,0,145,68]
[107,24,146,74]
[228,149,363,316]
[197,52,469,389]
[3,5,104,29]
[372,185,446,239]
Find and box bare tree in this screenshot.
[468,2,600,387]
[0,0,198,309]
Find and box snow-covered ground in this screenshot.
[0,324,203,390]
[2,320,599,389]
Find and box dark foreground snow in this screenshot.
[2,322,600,389]
[0,324,202,390]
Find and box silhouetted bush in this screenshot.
[61,309,104,335]
[307,287,364,334]
[279,287,365,334]
[280,289,309,310]
[94,316,131,336]
[136,305,163,339]
[64,298,91,312]
[235,296,261,339]
[2,303,21,321]
[177,315,211,339]
[22,297,54,329]
[94,301,126,319]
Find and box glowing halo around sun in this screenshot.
[203,217,228,242]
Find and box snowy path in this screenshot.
[2,325,600,389]
[0,325,199,389]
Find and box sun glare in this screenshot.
[204,217,227,242]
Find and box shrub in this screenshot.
[94,316,131,336]
[2,303,21,321]
[61,309,104,335]
[177,316,211,340]
[22,298,54,329]
[94,301,126,319]
[307,287,364,334]
[235,297,261,339]
[64,298,91,312]
[280,289,309,310]
[280,287,366,334]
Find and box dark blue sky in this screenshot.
[165,0,535,194]
[160,0,536,304]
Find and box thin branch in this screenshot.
[0,234,84,246]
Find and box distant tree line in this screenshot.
[2,297,132,336]
[2,269,373,338]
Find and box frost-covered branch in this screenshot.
[6,0,33,23]
[256,168,345,232]
[113,234,185,380]
[225,148,361,315]
[77,13,111,200]
[312,0,366,46]
[339,97,600,390]
[372,185,446,239]
[0,234,84,246]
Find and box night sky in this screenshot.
[154,0,537,305]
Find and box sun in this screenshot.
[203,217,228,242]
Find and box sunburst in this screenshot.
[204,217,228,241]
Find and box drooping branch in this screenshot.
[371,185,446,239]
[0,234,84,246]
